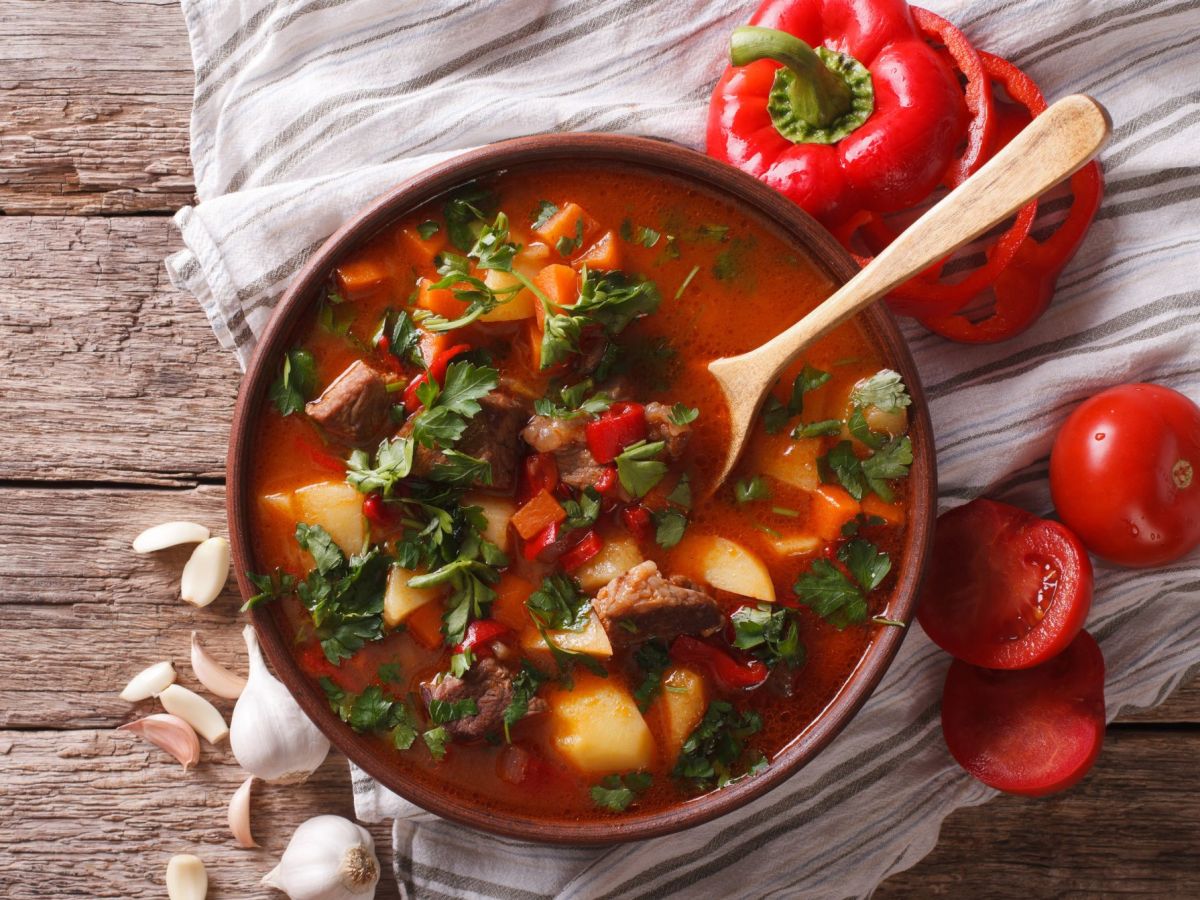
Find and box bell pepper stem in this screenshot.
[730,26,852,128]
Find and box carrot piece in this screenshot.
[416,278,468,320]
[573,231,621,271]
[810,485,861,542]
[525,320,543,370]
[862,493,906,526]
[405,600,444,650]
[511,488,567,540]
[397,223,447,269]
[335,257,391,298]
[491,575,535,631]
[533,202,599,250]
[533,264,579,330]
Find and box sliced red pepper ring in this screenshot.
[560,530,603,571]
[403,342,471,412]
[670,635,769,691]
[585,402,647,464]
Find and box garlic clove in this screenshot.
[181,537,230,608]
[228,776,258,848]
[166,853,208,900]
[158,684,229,745]
[133,521,211,554]
[119,660,177,702]
[263,815,379,900]
[118,714,201,771]
[191,631,247,700]
[231,624,330,783]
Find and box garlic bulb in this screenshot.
[133,521,210,553]
[118,714,200,771]
[181,537,230,607]
[159,684,229,745]
[231,625,329,783]
[166,853,208,900]
[119,660,176,702]
[263,815,379,900]
[228,776,258,848]
[191,631,247,699]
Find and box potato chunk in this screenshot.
[675,534,776,602]
[749,434,821,492]
[293,481,366,556]
[383,565,443,629]
[649,666,708,766]
[463,492,515,554]
[521,612,613,662]
[550,673,655,773]
[574,535,644,593]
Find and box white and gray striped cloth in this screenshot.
[166,0,1200,896]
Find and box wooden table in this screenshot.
[1,3,1196,896]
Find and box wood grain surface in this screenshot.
[1,1,1197,897]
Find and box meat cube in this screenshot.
[644,401,691,458]
[421,658,546,741]
[521,414,609,490]
[403,390,528,492]
[304,360,392,446]
[594,560,723,647]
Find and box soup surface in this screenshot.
[247,164,915,821]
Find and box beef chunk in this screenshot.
[594,560,723,646]
[304,360,392,446]
[644,401,691,458]
[402,390,528,491]
[421,658,546,741]
[521,414,610,489]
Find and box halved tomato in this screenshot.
[917,499,1093,669]
[941,630,1106,796]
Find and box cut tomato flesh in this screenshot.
[941,630,1106,796]
[916,498,1093,669]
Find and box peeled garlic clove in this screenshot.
[133,521,210,553]
[118,714,201,771]
[181,537,230,608]
[191,631,247,700]
[263,815,379,900]
[159,684,229,745]
[166,854,208,900]
[119,660,177,702]
[229,776,258,848]
[231,624,330,783]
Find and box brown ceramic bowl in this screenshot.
[227,133,936,845]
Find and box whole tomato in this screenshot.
[1050,384,1200,566]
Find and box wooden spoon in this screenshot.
[707,93,1111,488]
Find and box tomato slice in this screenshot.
[917,498,1093,669]
[941,630,1106,796]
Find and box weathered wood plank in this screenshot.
[0,217,238,484]
[0,1,195,214]
[877,729,1200,898]
[0,733,400,899]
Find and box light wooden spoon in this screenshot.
[707,93,1111,488]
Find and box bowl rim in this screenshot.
[227,132,937,846]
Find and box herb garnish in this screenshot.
[525,573,591,632]
[501,662,549,742]
[761,364,830,434]
[673,701,766,789]
[730,603,805,669]
[532,200,559,229]
[590,772,653,812]
[734,475,771,504]
[536,268,661,369]
[346,436,414,496]
[408,360,499,449]
[242,569,297,612]
[416,220,440,240]
[819,436,913,502]
[427,697,479,725]
[321,681,419,750]
[556,219,585,257]
[533,379,614,419]
[793,538,891,629]
[615,439,668,498]
[269,349,317,416]
[632,641,671,710]
[443,185,496,251]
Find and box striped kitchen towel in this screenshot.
[166,0,1200,896]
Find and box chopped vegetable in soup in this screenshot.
[247,166,914,819]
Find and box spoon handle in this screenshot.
[732,93,1110,382]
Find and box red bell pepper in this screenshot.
[707,0,967,225]
[523,521,560,561]
[451,619,510,658]
[560,530,603,571]
[362,492,400,528]
[621,505,653,542]
[585,402,647,464]
[594,465,619,495]
[403,342,470,413]
[671,636,770,690]
[519,453,559,504]
[294,436,347,475]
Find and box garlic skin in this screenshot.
[231,625,329,783]
[158,684,229,745]
[181,537,231,607]
[229,776,258,848]
[191,631,247,699]
[166,853,208,900]
[263,815,379,900]
[119,660,177,702]
[118,714,201,771]
[133,521,210,553]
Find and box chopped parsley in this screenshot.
[793,419,843,439]
[851,369,911,413]
[533,379,613,419]
[761,364,830,434]
[525,572,591,632]
[673,701,766,789]
[422,725,450,761]
[443,184,496,251]
[556,219,585,256]
[793,538,891,629]
[532,200,559,229]
[819,436,913,502]
[674,264,700,300]
[734,475,771,504]
[427,697,479,725]
[242,569,296,612]
[502,662,549,742]
[561,487,602,532]
[416,220,440,240]
[346,436,414,496]
[269,348,317,416]
[408,360,499,449]
[652,507,688,549]
[619,219,661,248]
[373,307,421,365]
[632,641,671,711]
[730,603,805,669]
[537,269,661,369]
[668,403,699,426]
[615,439,668,498]
[321,681,419,750]
[590,772,653,812]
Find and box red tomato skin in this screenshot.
[1050,383,1200,567]
[917,499,1093,670]
[941,630,1106,797]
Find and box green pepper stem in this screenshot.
[730,26,852,129]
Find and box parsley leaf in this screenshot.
[674,264,700,300]
[422,725,450,761]
[525,573,590,632]
[468,212,519,272]
[427,697,479,725]
[668,403,699,426]
[734,475,771,504]
[574,269,662,335]
[376,308,421,365]
[666,474,692,508]
[409,361,499,449]
[269,349,317,416]
[839,538,892,593]
[561,487,602,531]
[619,220,661,248]
[295,523,345,575]
[847,406,883,450]
[673,701,765,789]
[761,364,830,434]
[416,220,440,240]
[346,436,414,496]
[820,440,869,500]
[793,560,865,629]
[653,507,688,549]
[502,662,549,742]
[242,569,296,612]
[851,369,911,413]
[590,773,652,812]
[429,449,492,487]
[443,185,495,251]
[632,641,670,711]
[533,380,613,419]
[321,681,419,750]
[730,603,805,669]
[556,219,585,256]
[615,440,668,498]
[860,436,913,502]
[793,419,843,439]
[532,200,559,229]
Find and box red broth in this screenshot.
[246,165,911,821]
